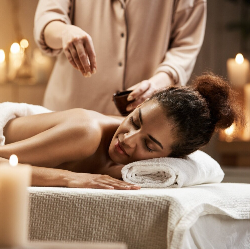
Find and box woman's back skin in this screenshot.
[0,108,135,188]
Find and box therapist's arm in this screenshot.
[126,0,207,110]
[34,0,96,76]
[43,21,67,49]
[44,21,96,76]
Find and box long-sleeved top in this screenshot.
[34,0,207,115]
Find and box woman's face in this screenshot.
[108,100,175,165]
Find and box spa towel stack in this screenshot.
[122,150,225,188]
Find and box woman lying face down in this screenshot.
[0,74,242,190]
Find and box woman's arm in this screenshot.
[1,109,101,168]
[0,161,139,189]
[32,165,140,190]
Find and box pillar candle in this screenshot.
[242,84,250,141]
[0,49,6,84]
[227,54,249,88]
[8,43,23,81]
[0,155,31,247]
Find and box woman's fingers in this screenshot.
[98,175,141,190]
[68,173,140,190]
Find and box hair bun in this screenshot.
[193,73,241,129]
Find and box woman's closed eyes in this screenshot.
[129,115,154,153]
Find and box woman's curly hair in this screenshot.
[150,73,243,158]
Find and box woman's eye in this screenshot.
[130,117,140,129]
[144,140,154,153]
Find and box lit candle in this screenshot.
[8,43,23,81]
[222,123,236,142]
[0,155,31,247]
[32,48,53,84]
[20,39,29,52]
[0,49,6,84]
[242,84,250,141]
[227,53,249,88]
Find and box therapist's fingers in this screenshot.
[64,48,78,70]
[126,89,153,111]
[127,80,150,101]
[84,35,97,74]
[126,81,157,111]
[67,42,87,76]
[74,38,92,76]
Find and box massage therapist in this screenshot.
[34,0,207,115]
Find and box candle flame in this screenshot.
[10,43,20,54]
[9,154,18,167]
[20,39,29,49]
[0,49,5,63]
[225,123,235,136]
[235,53,244,64]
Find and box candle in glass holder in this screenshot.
[227,53,249,88]
[8,43,23,81]
[0,49,6,84]
[0,155,31,247]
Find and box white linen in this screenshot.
[28,183,250,249]
[122,150,224,188]
[182,214,250,249]
[0,102,52,146]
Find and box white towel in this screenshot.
[122,150,224,188]
[0,102,52,146]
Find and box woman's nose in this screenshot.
[123,130,139,148]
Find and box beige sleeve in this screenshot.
[155,0,207,86]
[33,0,72,56]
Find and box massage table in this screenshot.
[28,183,250,249]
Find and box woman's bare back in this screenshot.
[1,108,122,174]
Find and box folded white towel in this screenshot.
[0,102,52,146]
[122,150,224,188]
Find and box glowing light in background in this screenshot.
[0,49,5,63]
[225,123,235,136]
[235,53,244,65]
[9,154,18,167]
[20,39,29,49]
[10,43,21,54]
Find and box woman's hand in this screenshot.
[126,72,174,112]
[67,172,141,190]
[62,25,97,77]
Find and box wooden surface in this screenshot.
[1,241,127,249]
[222,167,250,183]
[0,83,46,105]
[217,141,250,167]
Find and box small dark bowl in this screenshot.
[113,90,135,116]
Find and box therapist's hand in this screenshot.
[62,25,97,77]
[126,73,174,112]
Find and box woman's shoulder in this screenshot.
[61,108,119,149]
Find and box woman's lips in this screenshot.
[115,140,129,157]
